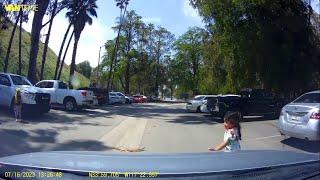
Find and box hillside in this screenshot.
[0,23,90,87]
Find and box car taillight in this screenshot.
[81,91,87,96]
[310,111,320,120]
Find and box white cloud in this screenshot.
[23,11,115,67]
[182,0,202,22]
[142,17,162,24]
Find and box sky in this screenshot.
[22,0,319,68]
[23,0,204,67]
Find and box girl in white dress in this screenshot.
[208,112,242,151]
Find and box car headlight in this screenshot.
[23,93,36,100]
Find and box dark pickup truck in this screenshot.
[207,89,284,118]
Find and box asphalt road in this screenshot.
[0,103,319,157]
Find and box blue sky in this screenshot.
[23,0,319,68]
[25,0,204,67]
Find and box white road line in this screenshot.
[242,135,282,141]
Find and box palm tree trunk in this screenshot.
[107,5,127,91]
[69,35,79,87]
[28,0,50,84]
[40,0,58,80]
[54,23,72,79]
[18,9,22,75]
[3,13,21,73]
[58,31,74,80]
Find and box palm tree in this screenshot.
[54,23,72,79]
[28,0,50,84]
[58,31,74,80]
[65,0,98,87]
[40,0,58,80]
[106,0,130,92]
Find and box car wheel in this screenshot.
[196,106,201,113]
[64,98,77,111]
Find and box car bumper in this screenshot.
[186,104,197,111]
[278,116,320,141]
[22,103,50,114]
[80,100,93,107]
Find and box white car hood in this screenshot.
[16,85,45,94]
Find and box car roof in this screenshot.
[306,90,320,94]
[0,72,25,77]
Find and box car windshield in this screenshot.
[293,93,320,103]
[10,75,32,86]
[0,0,319,178]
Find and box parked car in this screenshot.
[78,87,107,105]
[277,90,320,141]
[149,95,160,102]
[186,95,216,112]
[0,73,51,115]
[206,95,241,117]
[133,95,147,103]
[108,92,126,104]
[35,80,94,111]
[207,89,284,118]
[124,94,134,104]
[200,96,218,113]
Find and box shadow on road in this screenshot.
[280,137,320,153]
[0,128,114,158]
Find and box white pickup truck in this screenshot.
[35,80,94,111]
[0,73,51,115]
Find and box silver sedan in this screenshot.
[278,90,320,141]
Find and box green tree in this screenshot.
[170,27,208,95]
[66,0,98,86]
[76,60,92,78]
[191,0,320,95]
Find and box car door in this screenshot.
[249,90,265,114]
[109,93,116,104]
[56,82,68,104]
[0,74,13,106]
[36,81,56,103]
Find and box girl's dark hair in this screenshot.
[224,112,242,140]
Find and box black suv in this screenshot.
[206,89,284,118]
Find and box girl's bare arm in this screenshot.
[209,140,228,151]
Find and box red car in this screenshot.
[133,95,148,103]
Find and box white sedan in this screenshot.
[186,95,216,113]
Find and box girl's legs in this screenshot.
[15,105,22,122]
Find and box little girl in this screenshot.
[14,88,22,122]
[208,112,242,151]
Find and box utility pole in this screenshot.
[96,45,104,87]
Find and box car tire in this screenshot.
[196,106,201,113]
[64,98,77,111]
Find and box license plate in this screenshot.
[291,116,300,121]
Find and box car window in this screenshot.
[45,82,54,88]
[35,82,45,88]
[117,93,124,97]
[250,90,264,99]
[109,93,116,96]
[0,75,11,86]
[194,96,204,100]
[58,82,68,89]
[293,93,320,103]
[10,75,32,85]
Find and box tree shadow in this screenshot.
[280,137,320,153]
[0,128,114,158]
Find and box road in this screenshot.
[0,103,319,157]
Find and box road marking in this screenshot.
[242,135,282,141]
[100,116,147,151]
